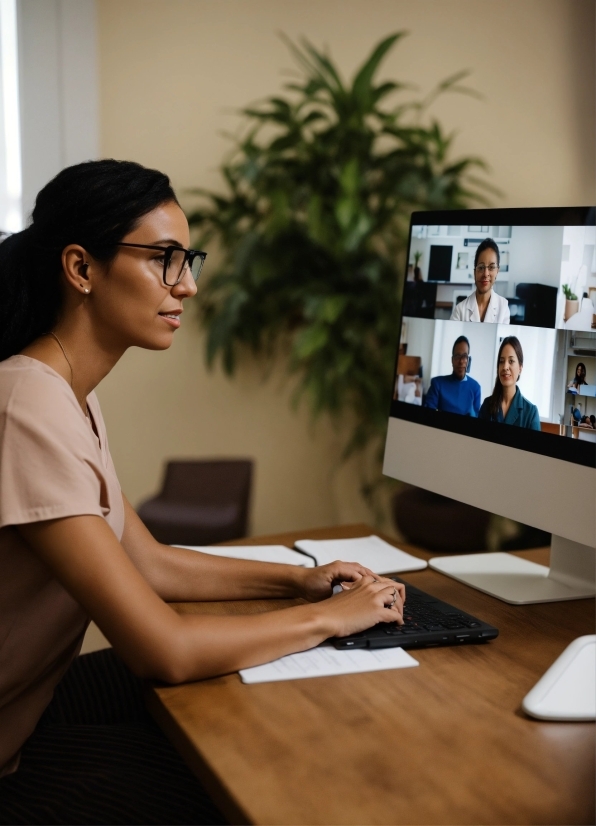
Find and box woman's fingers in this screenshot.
[380,584,404,623]
[328,561,376,583]
[357,574,405,606]
[353,576,405,621]
[393,581,406,603]
[326,572,408,633]
[325,574,406,637]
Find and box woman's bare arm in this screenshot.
[119,496,400,606]
[17,515,404,684]
[119,495,306,601]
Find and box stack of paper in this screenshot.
[174,544,315,567]
[175,535,426,575]
[294,535,427,575]
[240,644,419,684]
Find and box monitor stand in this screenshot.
[428,535,595,604]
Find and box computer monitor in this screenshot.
[384,207,596,606]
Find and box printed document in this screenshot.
[240,644,418,684]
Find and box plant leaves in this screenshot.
[188,32,495,472]
[351,32,406,111]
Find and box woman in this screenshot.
[450,238,510,323]
[568,362,588,391]
[0,160,405,824]
[478,336,540,430]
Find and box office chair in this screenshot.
[392,486,491,553]
[137,459,253,545]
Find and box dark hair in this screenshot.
[590,415,595,426]
[452,335,470,356]
[0,159,177,361]
[474,237,500,269]
[573,362,587,386]
[488,336,524,419]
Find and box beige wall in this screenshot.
[96,0,595,536]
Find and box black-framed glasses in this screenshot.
[116,243,207,286]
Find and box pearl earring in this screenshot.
[83,288,90,294]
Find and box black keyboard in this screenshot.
[332,577,499,650]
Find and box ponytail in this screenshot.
[0,159,177,361]
[0,226,63,360]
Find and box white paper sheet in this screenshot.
[173,544,315,567]
[239,644,418,684]
[294,535,427,575]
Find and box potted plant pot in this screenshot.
[564,298,579,321]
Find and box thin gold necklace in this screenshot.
[48,332,89,417]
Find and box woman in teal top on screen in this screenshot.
[478,336,540,430]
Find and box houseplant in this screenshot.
[562,283,579,321]
[188,33,496,485]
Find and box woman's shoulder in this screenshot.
[517,387,536,407]
[0,355,82,419]
[517,389,540,424]
[450,296,468,319]
[478,396,492,418]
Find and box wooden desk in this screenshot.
[148,525,595,825]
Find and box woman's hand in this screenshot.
[296,561,406,636]
[296,560,378,602]
[314,574,405,638]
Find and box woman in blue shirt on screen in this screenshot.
[478,336,540,430]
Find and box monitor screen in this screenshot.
[390,207,596,470]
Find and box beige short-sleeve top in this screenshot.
[0,355,124,776]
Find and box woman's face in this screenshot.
[88,201,196,352]
[498,344,522,387]
[576,364,586,379]
[474,247,499,295]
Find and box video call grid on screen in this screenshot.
[390,208,596,468]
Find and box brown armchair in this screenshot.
[137,459,253,546]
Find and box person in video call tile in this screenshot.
[568,361,588,392]
[478,336,540,429]
[424,336,481,416]
[450,238,510,323]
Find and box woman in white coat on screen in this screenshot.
[451,238,510,323]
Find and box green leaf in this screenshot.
[339,158,360,196]
[335,195,356,231]
[293,325,329,359]
[351,33,406,110]
[304,295,347,323]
